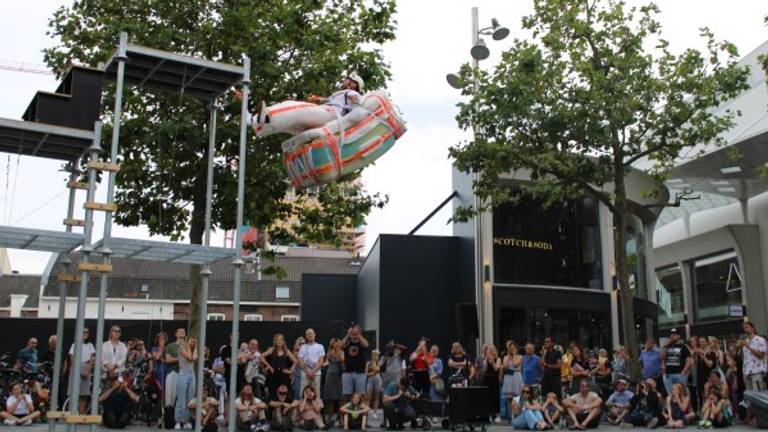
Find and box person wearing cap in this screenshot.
[605,379,633,425]
[308,73,364,115]
[661,328,692,397]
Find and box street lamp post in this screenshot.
[447,7,508,349]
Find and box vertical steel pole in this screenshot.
[48,167,78,432]
[90,33,126,423]
[194,102,217,432]
[470,6,485,349]
[68,121,102,429]
[227,56,250,432]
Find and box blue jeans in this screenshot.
[175,370,195,423]
[512,410,544,429]
[663,373,687,396]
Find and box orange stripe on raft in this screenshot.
[294,130,395,183]
[268,103,316,116]
[321,126,341,173]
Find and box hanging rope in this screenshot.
[6,153,20,224]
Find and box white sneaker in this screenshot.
[175,423,182,430]
[184,422,193,430]
[23,420,32,426]
[4,419,15,426]
[371,411,379,419]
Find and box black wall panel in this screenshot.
[301,273,358,324]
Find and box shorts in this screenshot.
[342,372,367,396]
[745,373,766,392]
[576,411,600,429]
[366,375,382,393]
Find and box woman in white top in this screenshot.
[1,382,41,426]
[102,325,128,375]
[68,327,95,415]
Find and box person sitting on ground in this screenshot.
[562,379,602,430]
[382,376,417,430]
[269,383,299,432]
[698,388,730,429]
[606,378,634,425]
[99,373,139,429]
[541,392,564,428]
[298,385,328,430]
[665,382,695,428]
[340,392,370,431]
[188,386,220,432]
[1,382,41,426]
[511,384,550,430]
[236,384,267,431]
[619,379,662,429]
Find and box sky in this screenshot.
[0,1,766,274]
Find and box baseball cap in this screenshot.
[669,328,679,334]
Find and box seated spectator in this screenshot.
[619,379,662,429]
[188,387,220,432]
[383,377,417,430]
[15,338,38,374]
[699,389,730,429]
[541,392,564,428]
[269,384,299,431]
[665,382,695,428]
[340,393,370,430]
[562,379,602,430]
[606,379,633,425]
[297,385,327,430]
[510,385,549,430]
[98,374,139,429]
[1,382,41,426]
[236,384,267,431]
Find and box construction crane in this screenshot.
[0,58,52,75]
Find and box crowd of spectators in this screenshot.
[0,321,765,431]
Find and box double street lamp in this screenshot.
[446,7,509,347]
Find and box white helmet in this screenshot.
[347,72,364,92]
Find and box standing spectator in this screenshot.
[619,379,662,429]
[298,329,326,397]
[605,379,633,425]
[236,384,267,431]
[569,346,589,395]
[522,343,541,388]
[562,379,602,429]
[293,337,306,400]
[592,349,612,400]
[15,338,38,374]
[341,325,370,402]
[381,341,407,392]
[298,385,327,430]
[739,321,767,425]
[1,382,41,426]
[540,337,562,400]
[428,345,445,401]
[219,335,234,390]
[447,342,472,386]
[480,345,501,420]
[323,338,344,420]
[130,339,151,374]
[261,334,297,403]
[687,336,699,413]
[724,343,741,419]
[365,350,382,416]
[245,339,264,396]
[68,327,95,415]
[640,338,664,397]
[102,325,128,375]
[662,328,692,396]
[99,373,139,429]
[237,342,251,392]
[696,336,717,408]
[703,371,728,402]
[151,332,168,388]
[269,383,298,431]
[561,343,574,398]
[165,328,186,413]
[41,335,66,409]
[612,346,629,384]
[174,336,198,430]
[665,382,695,428]
[502,342,523,415]
[709,338,726,374]
[410,339,432,396]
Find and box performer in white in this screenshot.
[249,72,364,137]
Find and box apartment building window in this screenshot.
[281,315,299,322]
[207,313,226,321]
[276,286,290,300]
[244,314,263,321]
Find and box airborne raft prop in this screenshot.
[253,90,406,188]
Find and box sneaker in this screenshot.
[619,423,634,429]
[4,419,15,426]
[647,417,659,429]
[184,422,193,430]
[372,411,379,420]
[23,420,32,426]
[175,423,182,430]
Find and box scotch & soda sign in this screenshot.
[493,237,554,251]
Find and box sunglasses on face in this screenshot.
[522,389,530,393]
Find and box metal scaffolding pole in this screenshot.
[47,167,79,432]
[194,102,217,432]
[89,32,126,424]
[67,121,102,430]
[227,55,250,432]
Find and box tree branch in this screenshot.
[640,188,700,210]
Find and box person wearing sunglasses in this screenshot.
[102,326,127,376]
[510,385,550,430]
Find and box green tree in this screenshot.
[45,0,395,338]
[449,0,749,380]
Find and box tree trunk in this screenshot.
[613,177,643,383]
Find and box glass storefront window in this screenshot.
[625,216,648,300]
[693,252,743,323]
[656,266,685,326]
[497,307,611,349]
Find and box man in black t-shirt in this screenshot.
[540,336,562,399]
[341,325,369,399]
[661,328,692,396]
